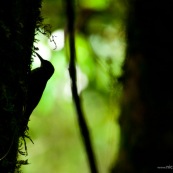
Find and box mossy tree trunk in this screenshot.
[0,0,42,172]
[112,0,173,172]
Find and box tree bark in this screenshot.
[112,0,173,172]
[0,1,42,172]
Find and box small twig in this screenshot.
[49,35,57,50]
[64,1,99,173]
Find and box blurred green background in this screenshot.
[21,0,126,172]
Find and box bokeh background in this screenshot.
[21,0,126,172]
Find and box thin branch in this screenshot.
[64,1,99,173]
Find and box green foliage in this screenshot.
[21,0,127,172]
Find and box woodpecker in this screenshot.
[23,52,54,131]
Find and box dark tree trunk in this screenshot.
[0,1,42,172]
[112,0,173,172]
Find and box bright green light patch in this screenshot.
[79,0,110,10]
[76,34,95,80]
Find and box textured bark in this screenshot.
[112,0,173,172]
[0,1,42,172]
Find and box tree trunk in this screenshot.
[112,0,173,172]
[0,1,42,172]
